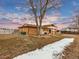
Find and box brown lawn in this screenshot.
[62,34,79,59]
[0,34,63,59]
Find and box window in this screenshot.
[49,29,51,33]
[21,32,26,35]
[44,32,47,34]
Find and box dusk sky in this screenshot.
[0,0,79,29]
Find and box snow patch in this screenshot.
[13,38,74,59]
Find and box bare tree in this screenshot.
[28,0,62,35]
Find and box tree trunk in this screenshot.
[35,17,40,35]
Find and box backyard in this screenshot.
[0,34,63,59]
[62,34,79,59]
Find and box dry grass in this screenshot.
[0,34,63,59]
[0,34,19,40]
[62,35,79,59]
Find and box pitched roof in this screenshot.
[19,24,56,28]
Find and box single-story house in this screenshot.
[18,24,57,35]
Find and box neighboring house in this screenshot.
[61,27,79,34]
[0,28,15,34]
[19,24,57,35]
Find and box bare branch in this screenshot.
[28,0,62,35]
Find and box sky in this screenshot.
[0,0,79,29]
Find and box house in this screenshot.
[18,24,57,35]
[61,27,79,34]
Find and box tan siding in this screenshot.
[29,28,37,35]
[19,27,37,35]
[19,28,29,34]
[43,28,49,32]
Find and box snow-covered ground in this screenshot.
[13,38,74,59]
